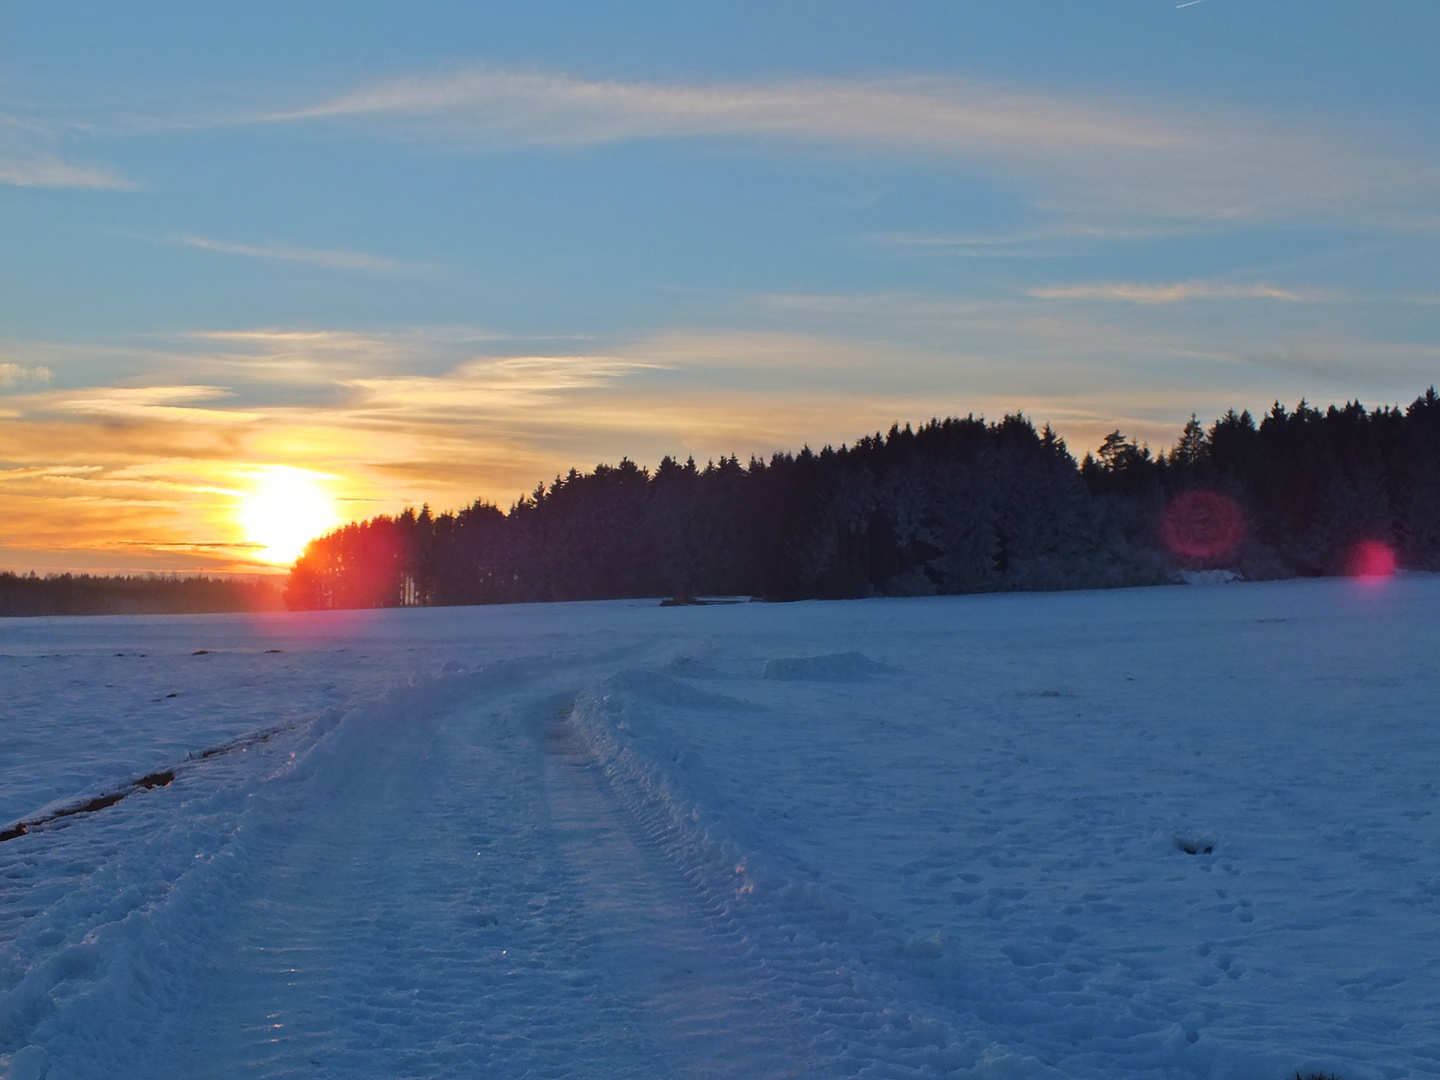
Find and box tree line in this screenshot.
[285,388,1440,610]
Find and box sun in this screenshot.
[238,466,341,565]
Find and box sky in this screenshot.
[2,1,1438,574]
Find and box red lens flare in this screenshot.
[1160,490,1245,562]
[1347,539,1397,581]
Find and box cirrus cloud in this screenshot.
[258,67,1439,226]
[1027,281,1327,303]
[0,153,130,190]
[173,234,432,276]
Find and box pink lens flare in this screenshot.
[1347,539,1397,581]
[1160,490,1246,562]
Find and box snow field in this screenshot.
[2,576,1439,1078]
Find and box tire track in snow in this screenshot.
[540,707,815,1079]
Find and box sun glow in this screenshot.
[238,466,341,565]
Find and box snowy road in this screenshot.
[3,577,1439,1079]
[153,687,810,1079]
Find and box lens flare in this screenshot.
[1347,539,1397,581]
[238,467,340,565]
[1160,490,1245,562]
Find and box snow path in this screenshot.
[3,578,1440,1079]
[99,680,812,1079]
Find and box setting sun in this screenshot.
[238,466,341,565]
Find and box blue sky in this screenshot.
[2,1,1438,571]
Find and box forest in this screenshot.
[285,389,1440,611]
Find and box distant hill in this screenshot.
[0,573,286,618]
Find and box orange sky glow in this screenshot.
[0,326,1244,575]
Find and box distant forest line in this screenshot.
[285,388,1440,611]
[0,573,284,618]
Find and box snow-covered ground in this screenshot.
[2,576,1438,1079]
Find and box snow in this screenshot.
[2,576,1439,1078]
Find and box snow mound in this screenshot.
[760,651,888,681]
[1178,568,1241,585]
[602,669,750,709]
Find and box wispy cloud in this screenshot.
[752,289,1439,397]
[52,384,257,423]
[1241,334,1440,383]
[866,220,1206,254]
[254,67,1437,225]
[266,69,1188,154]
[175,234,429,275]
[866,233,1065,259]
[180,328,517,387]
[1028,281,1325,303]
[0,109,133,189]
[349,354,661,412]
[0,153,130,190]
